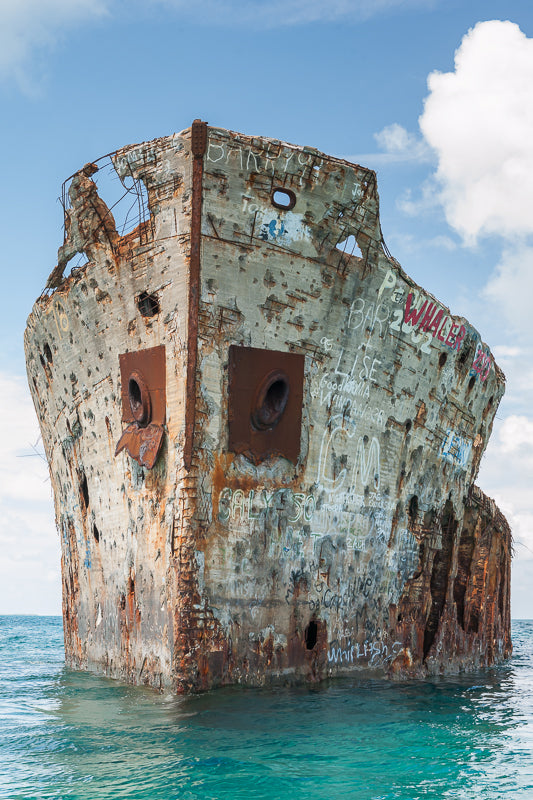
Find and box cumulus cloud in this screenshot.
[0,0,108,86]
[483,244,533,337]
[419,20,533,244]
[478,414,533,617]
[492,345,523,360]
[396,177,440,215]
[386,231,457,258]
[348,123,432,167]
[495,415,533,456]
[0,372,59,614]
[374,123,431,162]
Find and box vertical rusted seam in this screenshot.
[184,119,207,470]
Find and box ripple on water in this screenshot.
[0,618,532,799]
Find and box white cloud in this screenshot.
[484,243,533,337]
[374,123,431,162]
[0,0,108,86]
[396,177,440,216]
[496,415,533,455]
[492,345,523,360]
[387,230,457,257]
[0,372,59,614]
[0,373,50,501]
[420,20,533,244]
[478,414,533,618]
[347,123,432,167]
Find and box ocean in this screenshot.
[1,616,532,800]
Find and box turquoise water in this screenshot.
[1,617,532,799]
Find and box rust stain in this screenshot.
[115,423,164,469]
[184,119,208,471]
[115,345,166,468]
[228,345,304,464]
[25,121,511,694]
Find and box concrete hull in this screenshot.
[25,122,511,691]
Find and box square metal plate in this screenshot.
[228,345,304,464]
[119,345,166,425]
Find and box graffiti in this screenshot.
[84,539,91,569]
[212,140,365,204]
[440,428,472,471]
[310,500,394,549]
[255,209,311,245]
[45,298,70,339]
[333,345,382,384]
[310,375,385,426]
[317,415,380,495]
[328,637,402,666]
[401,292,466,351]
[378,269,466,353]
[285,574,382,613]
[218,487,315,524]
[347,297,390,338]
[260,218,285,241]
[315,351,382,406]
[210,140,325,183]
[471,342,492,382]
[388,528,420,580]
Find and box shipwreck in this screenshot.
[25,120,511,691]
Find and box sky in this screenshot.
[1,0,533,618]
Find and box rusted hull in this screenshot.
[25,122,511,692]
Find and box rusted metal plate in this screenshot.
[228,345,304,463]
[116,345,166,468]
[24,121,512,694]
[119,345,166,425]
[115,423,165,469]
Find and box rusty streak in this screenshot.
[184,119,207,471]
[25,121,512,693]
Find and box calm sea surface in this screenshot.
[1,617,532,799]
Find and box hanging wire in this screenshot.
[42,151,151,296]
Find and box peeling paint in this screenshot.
[25,121,511,693]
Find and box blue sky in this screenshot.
[2,0,533,617]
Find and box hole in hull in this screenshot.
[423,500,457,660]
[80,472,89,509]
[305,620,318,650]
[43,343,53,364]
[336,234,363,258]
[136,292,160,318]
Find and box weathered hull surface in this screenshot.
[25,122,511,692]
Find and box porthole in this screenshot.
[128,370,151,426]
[271,188,296,211]
[250,370,290,431]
